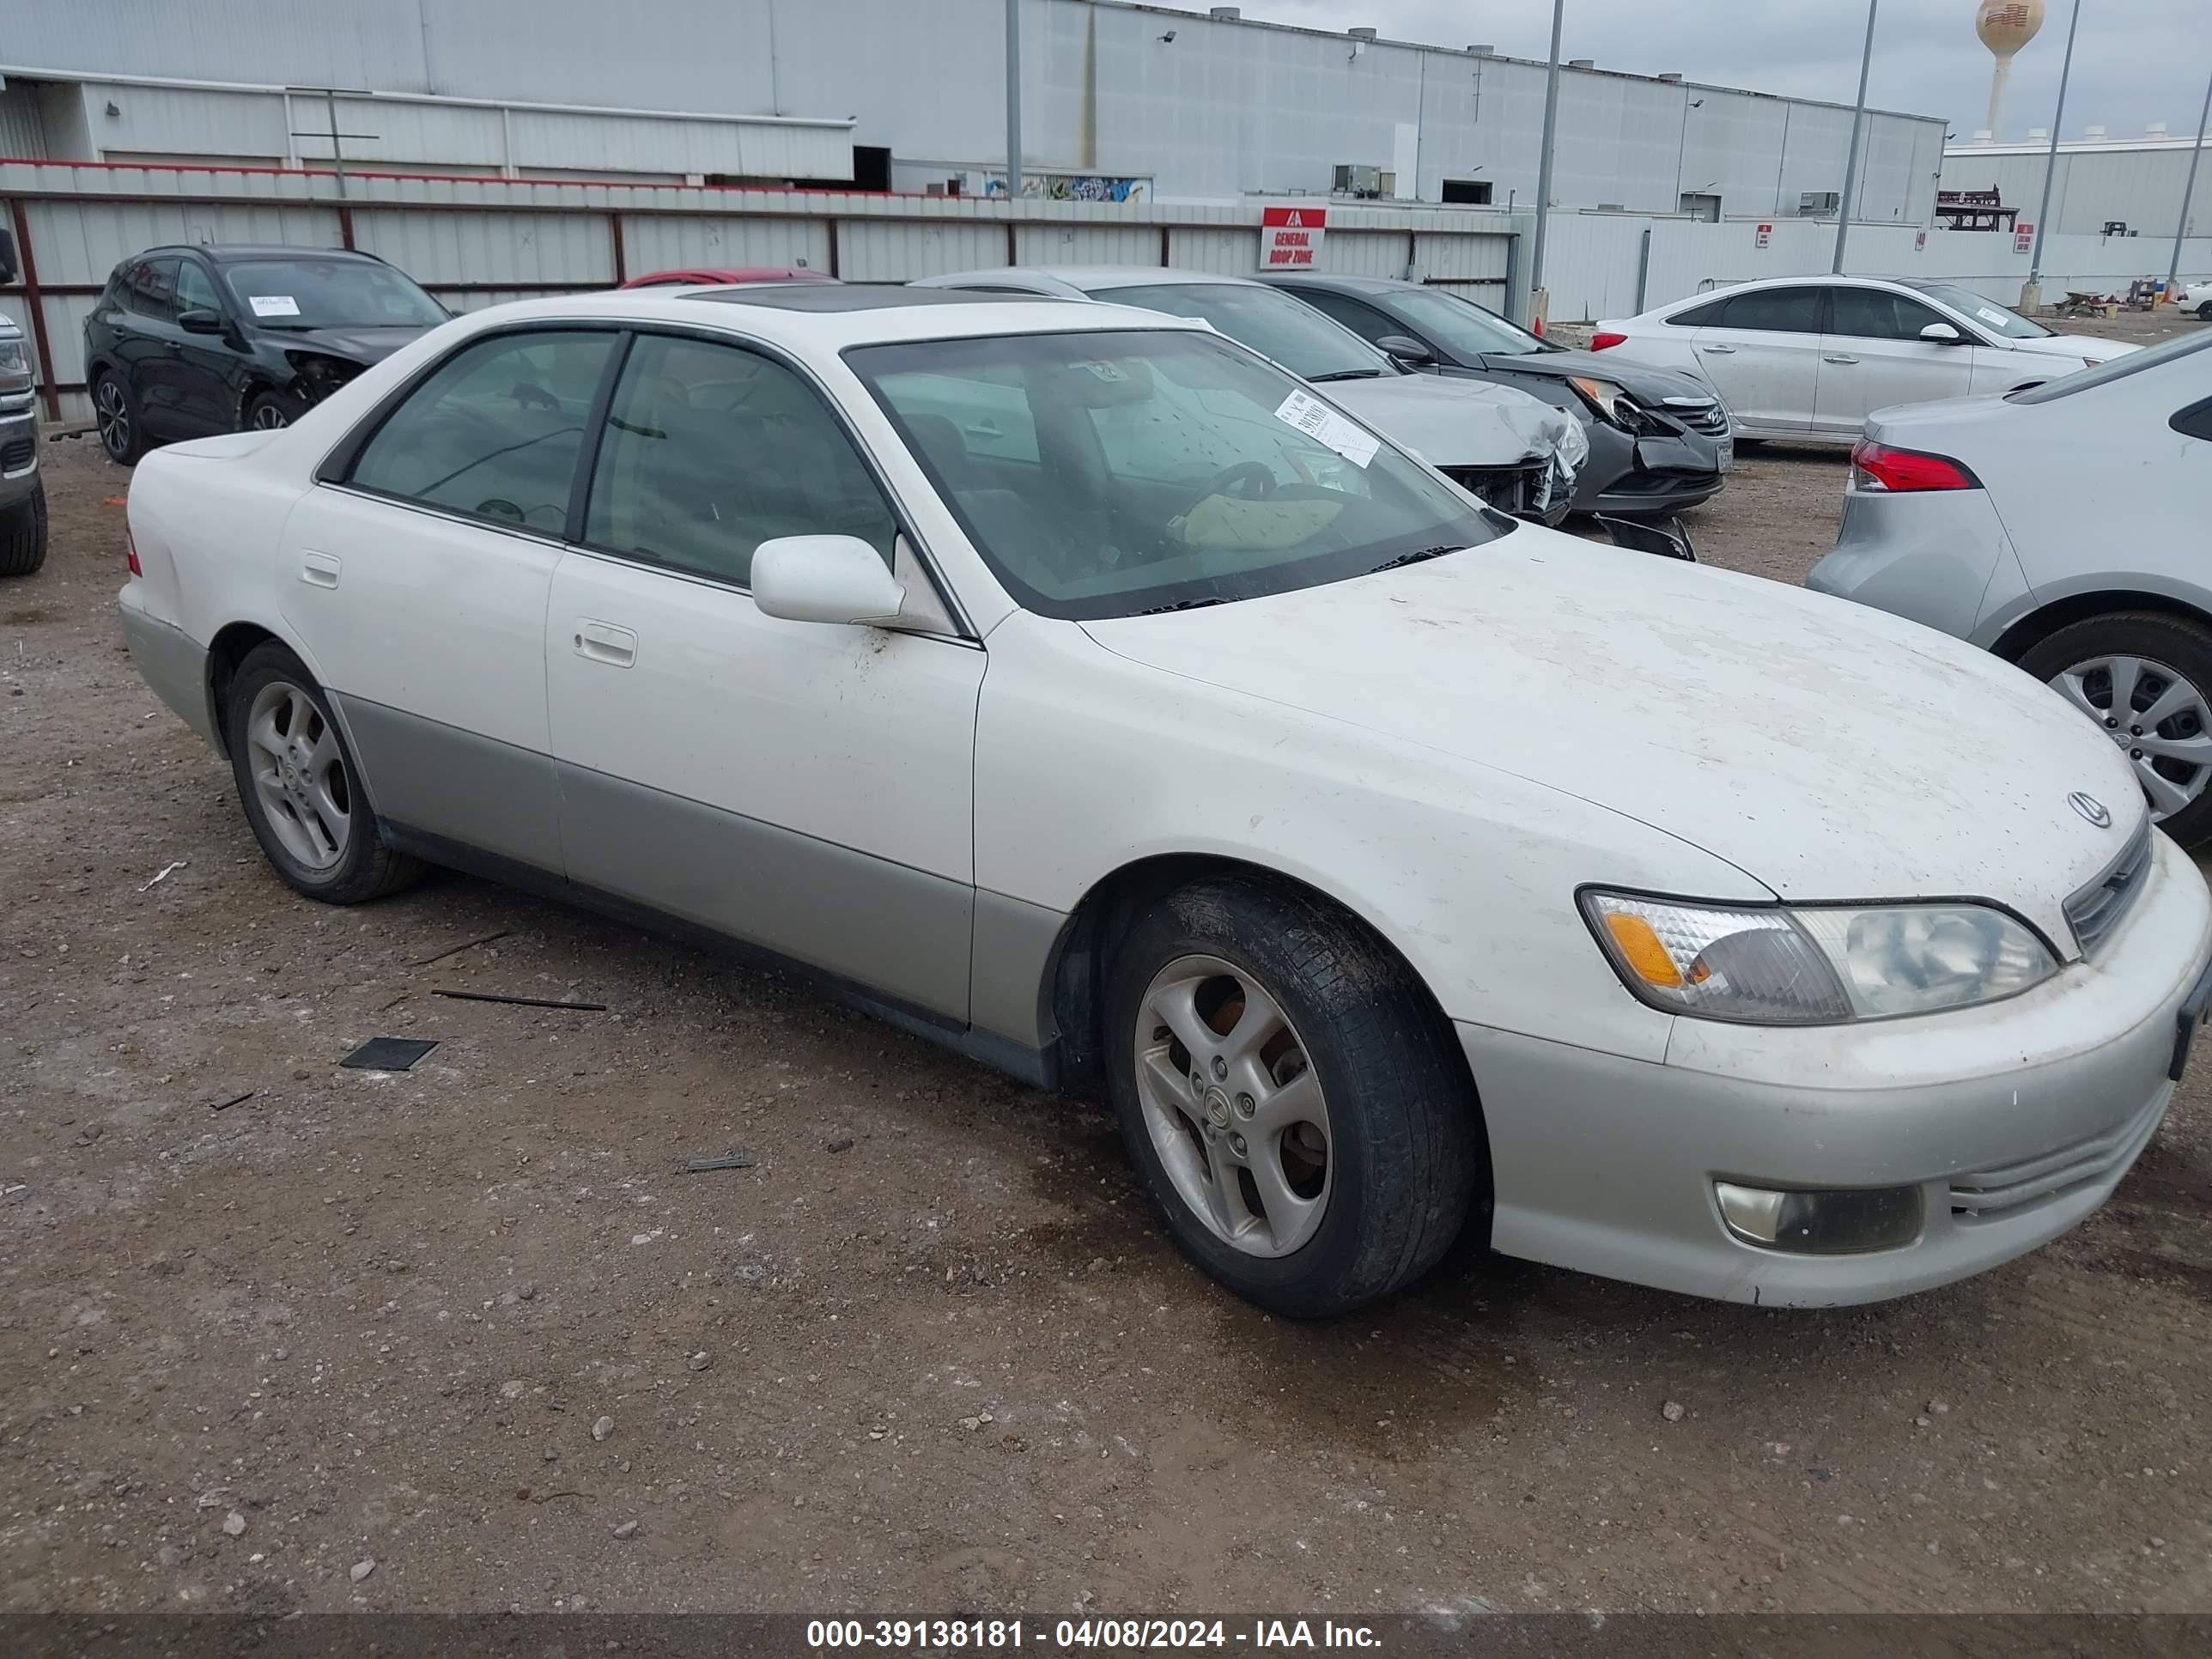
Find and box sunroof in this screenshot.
[689,284,1047,311]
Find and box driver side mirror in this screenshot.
[1918,321,1965,345]
[178,308,228,336]
[1376,333,1436,366]
[751,535,908,627]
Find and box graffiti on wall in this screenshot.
[982,173,1152,203]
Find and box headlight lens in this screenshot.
[1554,411,1589,471]
[1582,891,2057,1024]
[0,336,32,395]
[1565,374,1663,436]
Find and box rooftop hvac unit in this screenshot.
[1799,191,1842,216]
[1333,163,1389,198]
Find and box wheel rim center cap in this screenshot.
[1203,1088,1232,1129]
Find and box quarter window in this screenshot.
[1667,296,1731,326]
[125,258,181,322]
[584,333,897,585]
[1828,287,1951,342]
[347,329,617,532]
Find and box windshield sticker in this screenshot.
[1973,305,2012,328]
[248,295,301,318]
[1273,389,1379,469]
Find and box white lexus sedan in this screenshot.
[118,283,2212,1318]
[1593,276,2134,442]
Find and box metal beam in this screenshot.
[2169,67,2212,300]
[1527,0,1565,306]
[1832,0,1878,273]
[2027,0,2084,284]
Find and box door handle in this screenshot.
[574,619,637,668]
[301,550,341,588]
[1700,343,1736,355]
[1823,355,1860,365]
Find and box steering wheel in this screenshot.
[1182,461,1279,514]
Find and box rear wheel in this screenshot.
[0,481,46,577]
[1105,873,1486,1318]
[2197,300,2212,321]
[2017,611,2212,848]
[94,372,146,465]
[224,642,422,903]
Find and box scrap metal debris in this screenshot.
[207,1091,256,1114]
[138,860,187,892]
[431,988,607,1012]
[680,1152,757,1174]
[339,1037,439,1073]
[412,929,511,967]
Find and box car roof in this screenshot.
[148,244,377,265]
[621,267,836,288]
[1259,273,1413,295]
[925,265,1269,295]
[432,287,1206,352]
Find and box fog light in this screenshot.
[1714,1182,1923,1255]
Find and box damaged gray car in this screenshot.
[909,266,1588,524]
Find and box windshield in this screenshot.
[222,259,447,330]
[1906,283,2051,340]
[848,328,1503,622]
[2008,327,2212,403]
[1384,287,1550,358]
[1103,283,1395,382]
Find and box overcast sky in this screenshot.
[1219,2,2209,143]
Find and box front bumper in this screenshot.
[1463,830,2212,1306]
[0,401,40,509]
[1571,424,1728,518]
[119,584,220,750]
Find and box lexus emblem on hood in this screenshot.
[2069,792,2112,829]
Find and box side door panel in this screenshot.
[544,331,983,1020]
[120,258,187,437]
[281,325,623,872]
[1691,288,1826,431]
[1813,287,1981,434]
[171,258,244,436]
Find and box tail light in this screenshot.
[1591,331,1627,351]
[1850,439,1981,493]
[126,530,142,577]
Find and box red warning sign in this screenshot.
[1260,205,1328,270]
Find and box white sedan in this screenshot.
[118,284,2212,1317]
[1594,275,2134,441]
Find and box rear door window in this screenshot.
[1717,288,1825,333]
[125,258,182,322]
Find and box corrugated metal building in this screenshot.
[1942,130,2212,239]
[1,0,1945,220]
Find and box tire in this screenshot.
[93,371,147,465]
[0,481,46,578]
[2197,301,2212,321]
[2014,611,2212,849]
[244,389,307,432]
[223,642,423,903]
[1104,872,1486,1318]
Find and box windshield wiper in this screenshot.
[1308,368,1387,383]
[1366,544,1464,574]
[1136,596,1228,615]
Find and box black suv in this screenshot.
[83,246,447,464]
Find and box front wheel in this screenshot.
[244,389,306,432]
[1106,873,1486,1318]
[2197,301,2212,321]
[224,642,423,903]
[0,481,47,577]
[2017,611,2212,848]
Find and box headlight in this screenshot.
[1565,375,1664,436]
[1554,413,1589,471]
[1581,890,2057,1024]
[0,336,31,396]
[283,351,362,401]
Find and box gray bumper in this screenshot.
[1808,485,2022,645]
[1462,832,2212,1306]
[1571,424,1727,517]
[0,404,39,510]
[119,586,220,750]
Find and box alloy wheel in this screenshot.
[245,681,351,869]
[250,402,291,430]
[1132,954,1332,1257]
[95,380,131,459]
[2050,653,2212,820]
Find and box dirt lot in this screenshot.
[3,315,2209,1619]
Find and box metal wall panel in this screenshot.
[506,108,851,181]
[0,84,52,160]
[292,96,506,170]
[619,215,834,275]
[352,208,614,286]
[1942,144,2210,239]
[21,198,343,284]
[1165,227,1262,275]
[6,1,435,92]
[1315,230,1413,279]
[82,81,290,163]
[1528,216,1647,322]
[837,219,1008,281]
[1012,222,1160,267]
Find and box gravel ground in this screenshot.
[3,314,2209,1618]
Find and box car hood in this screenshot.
[1324,372,1577,468]
[1081,525,2140,941]
[1485,347,1716,401]
[265,324,431,364]
[1994,332,2138,365]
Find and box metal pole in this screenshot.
[2168,66,2212,297]
[1004,0,1024,198]
[325,88,347,198]
[2027,0,2083,286]
[1528,0,1565,307]
[1832,0,1877,273]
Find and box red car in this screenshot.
[617,266,837,289]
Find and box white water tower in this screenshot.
[1976,1,2045,137]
